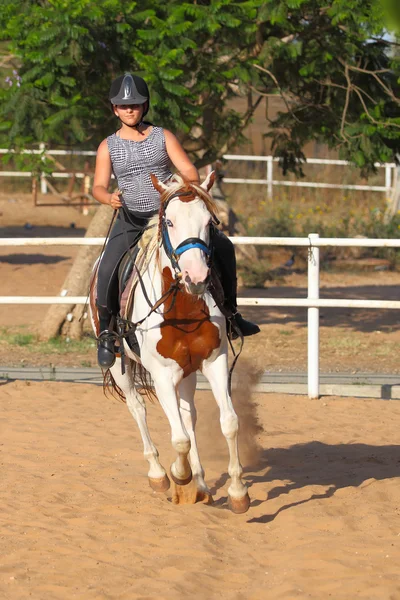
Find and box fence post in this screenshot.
[308,233,320,399]
[266,156,273,199]
[385,164,392,192]
[39,142,47,195]
[385,164,400,222]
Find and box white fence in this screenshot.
[1,235,400,399]
[222,155,396,198]
[0,147,396,197]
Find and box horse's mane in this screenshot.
[105,174,218,404]
[157,174,218,217]
[138,173,218,266]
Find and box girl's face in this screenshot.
[113,103,144,127]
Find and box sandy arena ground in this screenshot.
[2,378,400,599]
[2,194,400,599]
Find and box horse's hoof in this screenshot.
[149,474,170,492]
[228,492,250,514]
[170,469,193,486]
[196,490,214,505]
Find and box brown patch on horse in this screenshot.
[150,174,195,202]
[175,190,196,202]
[156,267,220,377]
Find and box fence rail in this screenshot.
[0,148,395,197]
[1,234,399,399]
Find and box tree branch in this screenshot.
[353,87,400,129]
[340,65,352,141]
[338,59,400,105]
[0,53,17,68]
[253,64,302,123]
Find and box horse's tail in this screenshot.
[102,363,158,403]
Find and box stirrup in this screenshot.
[229,313,260,340]
[97,330,116,369]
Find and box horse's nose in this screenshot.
[184,269,208,285]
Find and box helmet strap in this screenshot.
[130,120,143,130]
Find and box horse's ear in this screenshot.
[150,173,168,193]
[201,170,215,192]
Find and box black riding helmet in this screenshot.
[109,73,150,117]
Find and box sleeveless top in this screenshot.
[106,126,172,212]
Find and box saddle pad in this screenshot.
[89,262,100,337]
[119,246,148,320]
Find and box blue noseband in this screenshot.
[161,217,212,276]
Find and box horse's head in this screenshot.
[151,172,217,296]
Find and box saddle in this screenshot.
[103,235,229,360]
[116,245,142,357]
[118,246,140,311]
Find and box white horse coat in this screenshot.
[90,172,249,513]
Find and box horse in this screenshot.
[89,172,250,514]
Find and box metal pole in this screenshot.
[39,142,47,194]
[308,233,320,399]
[266,156,273,199]
[385,164,392,192]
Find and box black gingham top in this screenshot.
[107,127,172,212]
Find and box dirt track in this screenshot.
[2,379,400,599]
[2,194,400,599]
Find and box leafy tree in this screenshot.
[0,0,399,174]
[253,0,400,175]
[0,0,261,168]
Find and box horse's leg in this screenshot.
[152,369,192,485]
[177,374,213,504]
[110,358,170,492]
[202,352,250,514]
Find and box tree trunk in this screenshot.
[39,204,114,341]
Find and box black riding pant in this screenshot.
[97,207,238,313]
[212,228,237,308]
[97,207,156,312]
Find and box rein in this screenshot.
[96,186,242,385]
[160,190,217,278]
[114,272,182,375]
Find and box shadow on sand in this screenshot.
[210,441,400,520]
[0,225,87,265]
[0,254,69,265]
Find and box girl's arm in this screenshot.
[164,130,199,183]
[92,139,122,209]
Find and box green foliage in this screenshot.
[0,0,399,175]
[243,193,400,268]
[0,0,261,167]
[253,0,400,176]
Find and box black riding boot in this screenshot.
[96,303,116,369]
[213,230,260,339]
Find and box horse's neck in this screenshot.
[131,245,166,321]
[132,244,216,323]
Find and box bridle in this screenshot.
[103,187,223,376]
[160,191,218,278]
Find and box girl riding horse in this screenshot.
[90,172,252,513]
[92,72,260,369]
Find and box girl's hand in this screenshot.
[109,189,122,210]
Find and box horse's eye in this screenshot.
[166,219,173,227]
